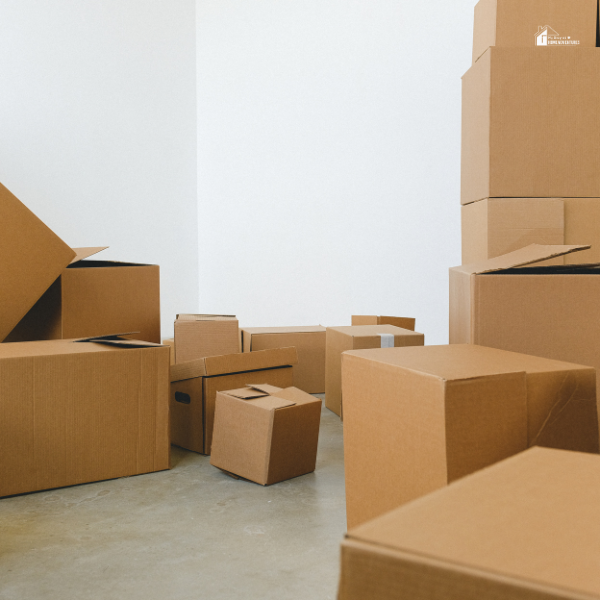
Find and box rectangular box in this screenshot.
[163,338,175,365]
[351,315,416,331]
[342,343,598,529]
[170,347,298,455]
[241,326,326,393]
[339,448,600,600]
[325,325,424,417]
[0,335,170,498]
[173,314,239,363]
[210,384,321,485]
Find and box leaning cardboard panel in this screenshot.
[351,315,416,331]
[339,447,600,600]
[342,343,598,529]
[174,314,240,363]
[0,182,76,342]
[210,385,321,485]
[241,326,326,393]
[170,347,297,455]
[0,335,170,497]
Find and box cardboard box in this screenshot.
[0,335,170,498]
[5,247,160,344]
[472,0,597,64]
[163,338,175,365]
[173,314,239,363]
[170,347,298,455]
[325,325,424,417]
[351,315,416,331]
[0,182,76,342]
[339,447,600,600]
[241,326,326,393]
[210,384,321,485]
[462,48,600,205]
[564,197,600,264]
[342,343,598,529]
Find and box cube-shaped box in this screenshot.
[342,343,598,529]
[210,384,322,485]
[339,447,600,600]
[170,347,298,455]
[326,325,424,417]
[241,326,326,393]
[173,314,240,363]
[351,315,415,331]
[0,335,170,498]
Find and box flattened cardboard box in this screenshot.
[0,335,170,498]
[210,384,321,485]
[174,314,239,363]
[351,315,416,331]
[170,347,297,455]
[241,326,325,393]
[339,448,600,600]
[342,343,598,529]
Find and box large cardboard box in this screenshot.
[170,347,297,455]
[173,314,240,363]
[0,335,170,498]
[5,247,160,344]
[342,343,598,529]
[462,48,600,205]
[351,315,416,331]
[339,447,600,600]
[564,197,600,264]
[0,182,76,342]
[472,0,597,63]
[325,325,424,417]
[210,384,321,485]
[241,326,326,393]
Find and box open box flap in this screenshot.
[224,387,270,400]
[247,396,296,410]
[74,333,163,348]
[70,247,109,265]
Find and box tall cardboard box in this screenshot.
[0,335,170,498]
[339,447,600,600]
[170,347,298,455]
[351,315,416,331]
[241,326,326,393]
[173,314,240,363]
[325,325,425,417]
[210,384,321,485]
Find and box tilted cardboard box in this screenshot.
[210,384,321,485]
[339,447,600,600]
[351,315,416,331]
[241,326,326,393]
[342,343,598,529]
[170,347,297,455]
[325,325,424,417]
[173,314,240,363]
[0,335,170,498]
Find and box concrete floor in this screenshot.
[0,398,346,600]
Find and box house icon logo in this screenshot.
[535,25,580,46]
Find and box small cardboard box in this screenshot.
[326,325,424,417]
[472,0,597,63]
[173,314,240,363]
[351,315,416,331]
[342,343,598,529]
[210,384,321,485]
[241,326,326,393]
[170,347,298,455]
[0,335,170,498]
[339,447,600,600]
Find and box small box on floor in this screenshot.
[173,314,239,363]
[210,384,321,485]
[351,315,415,331]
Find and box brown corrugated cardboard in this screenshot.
[342,343,598,529]
[325,325,424,417]
[163,338,175,365]
[0,182,76,342]
[339,447,600,600]
[472,0,597,63]
[210,385,321,485]
[564,198,600,264]
[173,314,239,363]
[462,48,600,205]
[170,347,298,455]
[0,335,170,498]
[241,326,326,393]
[351,315,416,331]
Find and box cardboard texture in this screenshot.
[462,48,600,205]
[0,182,76,343]
[325,325,424,417]
[210,385,321,485]
[174,314,240,364]
[339,447,600,600]
[0,335,170,498]
[351,315,416,331]
[241,326,326,393]
[472,0,598,63]
[170,347,298,455]
[163,338,175,365]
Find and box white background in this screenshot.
[0,1,474,343]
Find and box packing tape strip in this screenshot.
[379,333,394,348]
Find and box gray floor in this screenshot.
[0,398,346,600]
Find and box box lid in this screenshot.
[176,314,237,321]
[221,384,318,410]
[329,324,421,338]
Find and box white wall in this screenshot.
[0,0,198,339]
[197,1,474,344]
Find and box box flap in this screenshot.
[176,313,237,321]
[247,384,283,395]
[70,247,109,264]
[74,333,163,349]
[242,326,325,335]
[247,396,296,410]
[170,359,207,382]
[224,387,270,399]
[203,347,298,376]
